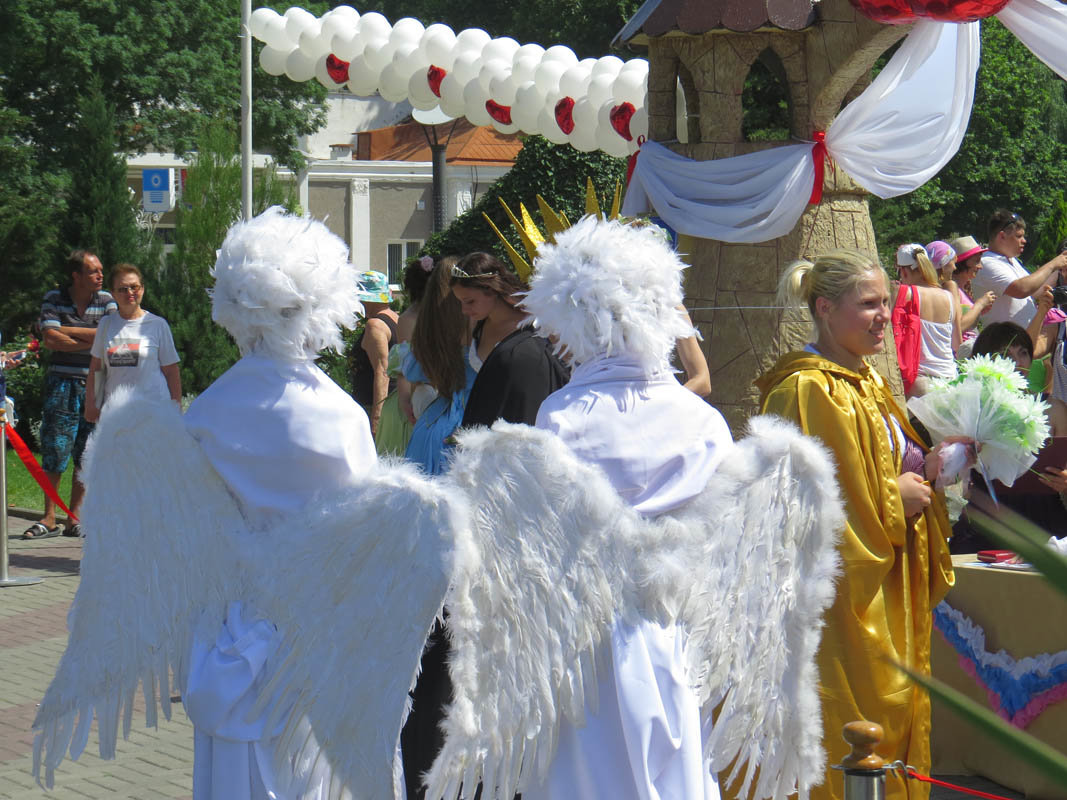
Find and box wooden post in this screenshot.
[838,721,887,800]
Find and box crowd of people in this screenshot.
[14,202,1067,800]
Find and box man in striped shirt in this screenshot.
[22,250,116,539]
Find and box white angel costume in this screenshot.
[421,217,846,800]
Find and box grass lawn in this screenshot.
[4,447,73,513]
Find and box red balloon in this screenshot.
[427,65,446,97]
[485,100,513,126]
[554,97,576,135]
[848,0,1012,23]
[609,103,636,141]
[326,55,350,84]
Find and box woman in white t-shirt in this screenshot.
[85,263,181,421]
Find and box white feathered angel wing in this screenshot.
[647,414,844,800]
[245,459,467,800]
[426,416,842,800]
[32,388,245,787]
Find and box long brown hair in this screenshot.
[411,256,468,399]
[448,251,528,300]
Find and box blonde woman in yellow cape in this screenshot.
[755,250,957,800]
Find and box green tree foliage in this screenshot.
[61,78,144,271]
[357,0,643,58]
[0,0,329,171]
[154,122,298,396]
[1030,192,1067,267]
[421,135,627,261]
[869,18,1067,265]
[0,97,68,340]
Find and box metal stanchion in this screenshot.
[0,404,43,587]
[836,721,887,800]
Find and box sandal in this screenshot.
[62,524,82,538]
[22,522,61,540]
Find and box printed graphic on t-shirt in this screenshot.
[107,338,142,368]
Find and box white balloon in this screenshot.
[321,7,359,41]
[568,124,598,153]
[571,96,598,132]
[438,73,467,118]
[259,45,293,77]
[362,39,396,72]
[421,26,456,68]
[542,44,578,67]
[478,58,510,92]
[538,106,569,144]
[378,62,411,102]
[409,70,441,110]
[263,16,293,50]
[629,106,649,141]
[586,73,615,109]
[559,63,593,100]
[453,28,491,58]
[389,17,425,47]
[620,58,649,74]
[346,54,381,96]
[489,72,518,106]
[611,69,646,105]
[511,54,541,86]
[315,55,346,89]
[332,30,363,60]
[490,117,519,134]
[357,12,392,47]
[284,7,318,43]
[250,7,279,41]
[285,48,318,83]
[450,50,482,84]
[511,81,545,132]
[591,55,624,79]
[533,60,567,94]
[596,123,630,158]
[513,43,545,64]
[482,37,519,64]
[392,41,424,68]
[463,80,493,127]
[299,27,332,60]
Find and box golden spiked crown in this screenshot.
[483,177,622,281]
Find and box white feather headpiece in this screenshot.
[523,215,694,368]
[211,206,360,359]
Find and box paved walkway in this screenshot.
[0,508,1026,800]
[1,510,193,800]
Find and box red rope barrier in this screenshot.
[897,766,1018,800]
[3,424,78,522]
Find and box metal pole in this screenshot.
[431,142,447,233]
[0,405,43,588]
[240,0,253,221]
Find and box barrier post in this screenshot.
[0,405,43,587]
[837,721,887,800]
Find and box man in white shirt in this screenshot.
[974,208,1067,328]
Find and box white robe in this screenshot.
[531,355,733,800]
[181,353,377,800]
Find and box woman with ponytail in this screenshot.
[756,250,960,800]
[895,243,962,396]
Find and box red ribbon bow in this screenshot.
[625,135,646,187]
[809,130,830,205]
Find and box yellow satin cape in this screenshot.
[756,353,954,800]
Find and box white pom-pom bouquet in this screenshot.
[907,354,1050,488]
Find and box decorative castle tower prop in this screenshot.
[618,0,910,429]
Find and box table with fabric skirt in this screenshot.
[931,554,1067,799]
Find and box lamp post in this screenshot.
[240,0,253,221]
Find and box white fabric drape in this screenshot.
[623,19,980,242]
[998,0,1067,81]
[621,141,814,243]
[827,19,979,199]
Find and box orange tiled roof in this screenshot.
[362,117,522,166]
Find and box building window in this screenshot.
[386,240,423,284]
